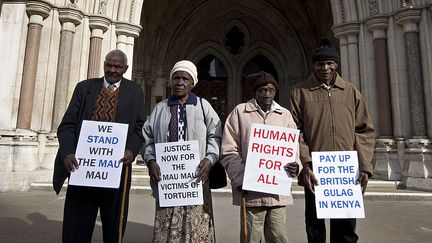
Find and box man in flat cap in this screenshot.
[142,60,222,242]
[220,71,301,243]
[288,39,375,243]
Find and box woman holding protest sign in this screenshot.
[141,60,222,242]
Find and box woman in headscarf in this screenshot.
[142,60,222,242]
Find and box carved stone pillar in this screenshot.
[365,16,393,137]
[374,138,400,180]
[51,8,83,130]
[404,139,432,191]
[87,15,110,78]
[395,8,426,138]
[115,22,142,79]
[333,23,361,89]
[16,1,52,129]
[395,8,431,191]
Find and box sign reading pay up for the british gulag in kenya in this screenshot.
[242,123,299,196]
[312,151,365,219]
[69,120,128,188]
[155,140,203,207]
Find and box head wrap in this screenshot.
[311,38,340,64]
[246,71,279,93]
[170,60,198,86]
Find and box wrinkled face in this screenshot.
[171,71,194,98]
[254,83,277,112]
[313,60,338,83]
[104,53,128,84]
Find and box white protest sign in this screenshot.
[69,120,128,188]
[242,123,299,196]
[312,151,365,219]
[155,140,203,207]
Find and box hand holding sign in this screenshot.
[119,149,134,165]
[64,153,79,172]
[357,172,369,195]
[197,158,212,183]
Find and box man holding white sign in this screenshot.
[221,71,301,243]
[289,39,375,243]
[53,50,146,243]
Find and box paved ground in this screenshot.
[1,190,432,243]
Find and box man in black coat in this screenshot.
[53,49,146,243]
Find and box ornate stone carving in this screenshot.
[68,0,78,8]
[401,0,414,8]
[98,0,107,15]
[339,0,346,22]
[368,0,379,16]
[129,0,135,22]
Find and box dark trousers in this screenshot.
[304,188,358,243]
[62,166,131,243]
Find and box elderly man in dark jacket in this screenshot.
[289,39,375,243]
[53,49,145,243]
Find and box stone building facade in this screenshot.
[0,0,431,191]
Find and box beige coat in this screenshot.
[288,73,375,175]
[220,99,302,207]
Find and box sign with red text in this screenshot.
[312,151,365,219]
[242,123,299,196]
[69,120,128,188]
[155,140,203,207]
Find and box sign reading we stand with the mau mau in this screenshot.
[242,123,299,196]
[69,120,128,188]
[312,151,365,219]
[155,140,203,207]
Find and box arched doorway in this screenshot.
[241,55,279,102]
[194,55,229,122]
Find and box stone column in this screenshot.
[144,76,153,115]
[333,23,361,89]
[395,8,431,191]
[51,8,83,130]
[395,8,426,138]
[338,36,349,78]
[16,1,52,129]
[366,16,393,137]
[115,22,142,79]
[366,16,400,180]
[87,15,110,78]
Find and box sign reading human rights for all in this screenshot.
[69,120,128,188]
[312,151,365,219]
[242,123,299,196]
[155,140,203,207]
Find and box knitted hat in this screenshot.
[170,60,198,86]
[311,38,339,64]
[247,71,279,93]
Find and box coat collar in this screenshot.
[244,98,283,114]
[167,92,198,106]
[308,72,346,91]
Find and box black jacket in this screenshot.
[52,77,146,194]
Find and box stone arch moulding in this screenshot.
[220,19,250,55]
[184,40,235,81]
[237,41,301,84]
[156,1,300,75]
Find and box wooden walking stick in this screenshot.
[242,194,248,242]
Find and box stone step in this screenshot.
[30,165,432,200]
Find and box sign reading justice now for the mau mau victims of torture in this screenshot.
[155,140,203,207]
[69,120,129,188]
[242,123,299,196]
[312,151,365,219]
